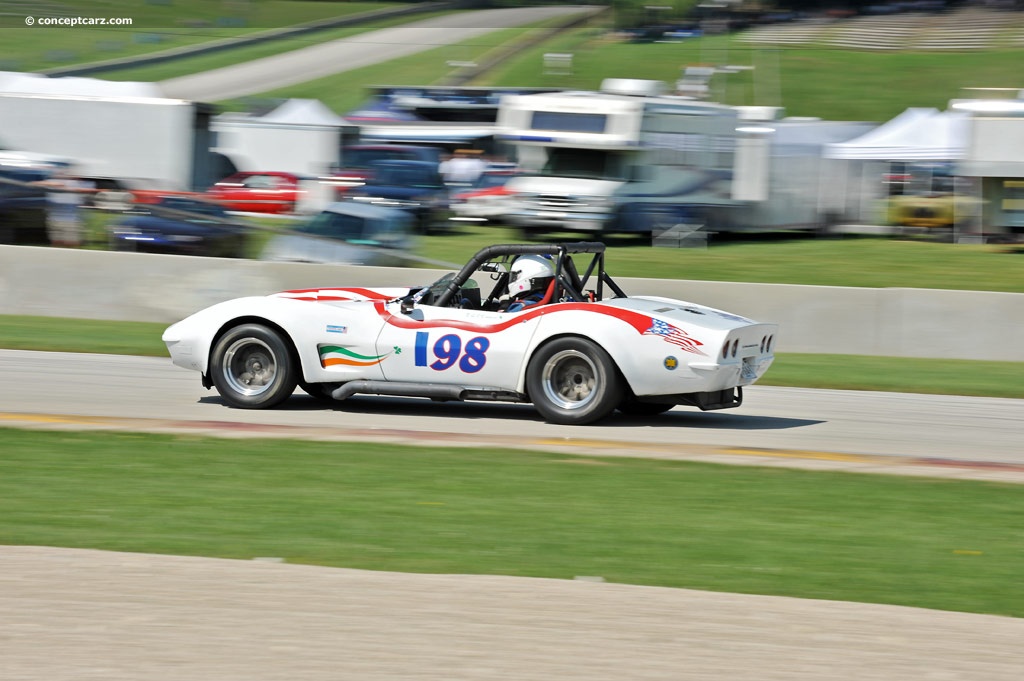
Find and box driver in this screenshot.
[499,254,554,312]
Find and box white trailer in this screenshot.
[496,79,872,237]
[0,91,218,190]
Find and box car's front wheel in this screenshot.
[210,324,297,409]
[526,337,622,425]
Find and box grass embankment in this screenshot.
[1,429,1020,617]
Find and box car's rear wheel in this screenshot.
[526,337,621,425]
[210,324,297,409]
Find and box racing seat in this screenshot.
[499,279,556,313]
[535,278,556,306]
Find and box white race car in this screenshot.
[163,242,777,425]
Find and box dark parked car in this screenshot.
[346,159,450,233]
[260,201,416,266]
[108,196,247,258]
[0,165,48,245]
[329,144,441,195]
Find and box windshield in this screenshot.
[540,148,628,181]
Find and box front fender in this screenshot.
[162,297,372,383]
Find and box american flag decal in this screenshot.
[643,319,705,355]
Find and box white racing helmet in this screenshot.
[507,254,554,296]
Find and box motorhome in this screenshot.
[496,79,872,238]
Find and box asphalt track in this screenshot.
[158,6,602,101]
[2,350,1022,483]
[2,348,1023,679]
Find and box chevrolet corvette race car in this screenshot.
[162,242,777,425]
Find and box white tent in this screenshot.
[212,99,351,178]
[258,98,348,128]
[825,107,969,160]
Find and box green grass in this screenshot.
[0,1,398,73]
[3,314,1022,399]
[761,354,1024,399]
[1,428,1020,616]
[0,314,170,356]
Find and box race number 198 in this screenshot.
[414,331,489,373]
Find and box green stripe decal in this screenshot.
[318,345,387,361]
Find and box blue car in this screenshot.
[260,201,417,267]
[108,195,248,258]
[347,160,450,233]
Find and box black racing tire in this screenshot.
[617,400,674,416]
[210,323,297,409]
[526,337,622,425]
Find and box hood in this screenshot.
[506,175,623,197]
[271,286,412,303]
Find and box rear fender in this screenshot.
[518,308,644,395]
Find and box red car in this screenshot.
[450,169,519,223]
[207,171,305,214]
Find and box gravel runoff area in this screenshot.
[2,546,1021,680]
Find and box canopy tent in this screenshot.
[258,98,348,128]
[212,99,355,177]
[825,107,969,161]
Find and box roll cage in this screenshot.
[403,242,629,311]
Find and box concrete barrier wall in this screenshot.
[2,245,1022,361]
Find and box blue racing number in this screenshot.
[414,332,489,373]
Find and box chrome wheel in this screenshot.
[210,324,297,409]
[221,337,278,397]
[541,349,598,411]
[527,337,622,425]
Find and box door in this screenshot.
[374,300,541,391]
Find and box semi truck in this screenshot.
[0,91,223,192]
